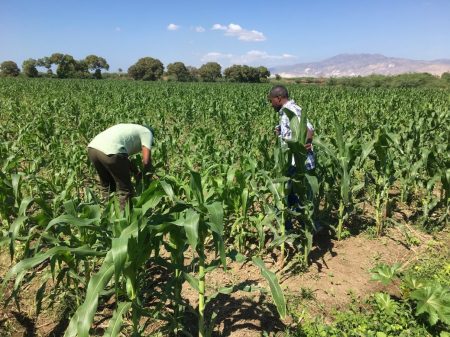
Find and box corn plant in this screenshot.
[314,119,368,240]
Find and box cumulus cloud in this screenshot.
[195,26,205,33]
[212,24,227,31]
[211,23,266,42]
[201,50,296,66]
[167,23,180,31]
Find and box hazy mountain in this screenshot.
[270,54,450,78]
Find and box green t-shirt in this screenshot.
[88,124,153,155]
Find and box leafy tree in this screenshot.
[84,55,109,79]
[198,62,222,82]
[275,74,282,81]
[50,53,64,65]
[55,54,77,78]
[224,64,267,83]
[187,66,199,81]
[49,54,89,79]
[257,66,270,82]
[440,72,450,83]
[166,62,191,82]
[0,61,20,77]
[37,57,53,76]
[224,65,244,82]
[22,59,39,78]
[128,57,164,81]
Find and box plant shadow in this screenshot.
[204,281,286,337]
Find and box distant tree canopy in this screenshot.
[0,61,20,77]
[187,66,199,81]
[37,57,53,75]
[85,55,109,79]
[50,53,89,79]
[166,62,191,82]
[224,65,270,83]
[3,52,450,88]
[198,62,222,82]
[22,59,39,78]
[128,57,164,81]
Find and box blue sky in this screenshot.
[1,0,449,71]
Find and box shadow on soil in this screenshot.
[204,281,286,337]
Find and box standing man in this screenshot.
[87,123,153,209]
[268,85,315,230]
[267,85,315,169]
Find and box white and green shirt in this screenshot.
[88,124,153,155]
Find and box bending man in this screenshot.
[87,123,153,209]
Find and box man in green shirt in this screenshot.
[87,123,153,209]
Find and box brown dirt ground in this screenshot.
[0,225,443,337]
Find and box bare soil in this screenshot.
[0,226,441,337]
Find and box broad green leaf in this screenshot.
[252,257,286,319]
[370,263,400,285]
[410,284,450,326]
[173,209,199,252]
[374,292,397,315]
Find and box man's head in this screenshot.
[267,85,289,111]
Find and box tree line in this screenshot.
[0,54,271,83]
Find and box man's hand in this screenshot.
[274,125,281,136]
[305,138,313,151]
[304,143,313,151]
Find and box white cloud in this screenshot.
[201,50,296,66]
[167,23,180,31]
[212,24,227,31]
[195,26,205,33]
[211,23,266,42]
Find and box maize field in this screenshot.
[0,78,449,336]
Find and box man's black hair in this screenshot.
[268,85,289,98]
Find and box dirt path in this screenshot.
[0,227,433,337]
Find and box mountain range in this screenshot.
[270,54,450,78]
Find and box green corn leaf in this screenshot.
[103,302,132,337]
[305,174,319,197]
[160,180,175,201]
[241,188,249,217]
[8,216,27,260]
[190,170,204,205]
[1,246,104,297]
[111,235,128,298]
[11,173,21,207]
[172,209,199,252]
[252,257,286,319]
[76,251,115,337]
[46,214,100,232]
[205,202,224,235]
[18,197,33,216]
[184,272,199,292]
